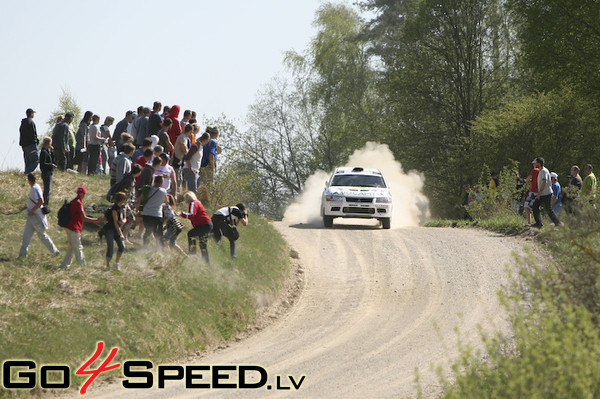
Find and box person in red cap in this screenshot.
[59,186,103,270]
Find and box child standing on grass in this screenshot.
[105,192,127,271]
[163,194,186,256]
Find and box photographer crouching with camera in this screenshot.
[211,203,248,259]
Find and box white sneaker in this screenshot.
[113,263,121,271]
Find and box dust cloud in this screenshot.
[283,142,430,228]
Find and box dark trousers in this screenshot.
[105,228,125,260]
[22,144,39,174]
[188,222,213,263]
[213,216,239,258]
[55,149,68,171]
[142,215,163,245]
[87,144,101,175]
[41,170,53,206]
[533,193,560,226]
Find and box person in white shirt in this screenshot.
[154,152,177,198]
[19,173,60,257]
[531,157,561,228]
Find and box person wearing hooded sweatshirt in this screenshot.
[166,105,181,146]
[19,108,39,174]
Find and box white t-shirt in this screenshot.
[88,123,103,145]
[538,167,553,196]
[155,164,174,190]
[28,184,48,228]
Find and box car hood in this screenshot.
[325,187,390,197]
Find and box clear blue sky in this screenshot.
[1,0,355,171]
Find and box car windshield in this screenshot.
[331,174,386,188]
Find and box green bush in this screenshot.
[437,200,600,398]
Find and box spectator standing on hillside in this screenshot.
[569,165,583,189]
[180,109,192,131]
[19,173,59,258]
[166,105,182,146]
[74,111,93,174]
[113,110,133,148]
[200,125,219,183]
[162,105,170,119]
[182,132,209,194]
[523,160,540,225]
[155,153,177,197]
[19,108,39,174]
[134,107,150,147]
[104,192,127,271]
[550,172,562,215]
[66,120,76,171]
[59,186,103,270]
[179,191,212,263]
[212,203,248,259]
[138,175,167,246]
[133,138,153,164]
[39,136,57,207]
[174,124,192,191]
[86,115,104,175]
[531,157,561,228]
[111,143,135,187]
[52,112,73,171]
[148,101,163,137]
[100,116,115,175]
[157,118,174,154]
[581,164,597,199]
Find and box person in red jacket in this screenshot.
[59,186,103,270]
[166,105,181,146]
[179,191,212,263]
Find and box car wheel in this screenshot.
[323,215,334,228]
[381,218,391,229]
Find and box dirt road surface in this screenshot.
[66,221,525,399]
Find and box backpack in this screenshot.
[57,199,74,227]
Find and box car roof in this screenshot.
[333,167,383,176]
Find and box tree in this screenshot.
[471,87,600,179]
[361,0,517,216]
[285,3,380,171]
[45,88,81,135]
[227,77,316,219]
[506,0,600,97]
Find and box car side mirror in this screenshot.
[325,180,329,187]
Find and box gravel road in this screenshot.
[64,221,525,399]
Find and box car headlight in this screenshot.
[376,196,392,203]
[325,195,344,202]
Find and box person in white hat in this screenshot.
[550,172,562,215]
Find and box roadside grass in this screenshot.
[0,170,289,397]
[426,194,600,397]
[426,213,529,235]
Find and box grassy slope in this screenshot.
[0,170,289,391]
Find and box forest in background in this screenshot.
[225,0,600,219]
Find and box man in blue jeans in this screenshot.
[531,157,561,228]
[19,108,39,173]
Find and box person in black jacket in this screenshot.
[39,136,57,207]
[211,203,248,258]
[19,108,39,173]
[52,112,74,171]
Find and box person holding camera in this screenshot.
[211,203,248,259]
[19,173,60,258]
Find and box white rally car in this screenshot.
[321,167,392,229]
